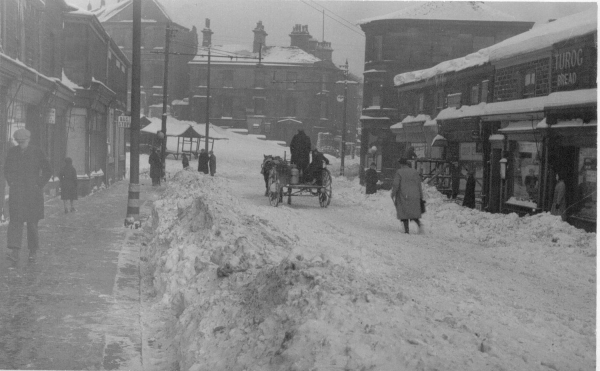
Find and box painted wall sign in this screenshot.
[552,35,596,91]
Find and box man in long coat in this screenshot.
[149,147,162,186]
[208,151,217,176]
[5,128,52,261]
[197,148,209,174]
[290,129,311,179]
[391,158,423,234]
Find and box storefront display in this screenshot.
[572,147,596,221]
[510,141,541,205]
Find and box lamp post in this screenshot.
[336,60,351,176]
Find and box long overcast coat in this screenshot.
[290,131,311,171]
[391,166,423,220]
[4,145,52,222]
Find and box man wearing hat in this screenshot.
[4,128,52,262]
[391,157,424,234]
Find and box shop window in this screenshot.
[574,148,596,221]
[510,141,541,204]
[447,93,461,108]
[523,71,535,98]
[470,85,480,105]
[481,80,489,103]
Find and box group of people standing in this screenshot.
[290,129,329,184]
[148,147,217,186]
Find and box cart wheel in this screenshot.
[268,172,280,207]
[320,169,332,207]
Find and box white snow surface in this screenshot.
[358,1,519,24]
[140,126,596,371]
[192,45,321,65]
[394,10,596,87]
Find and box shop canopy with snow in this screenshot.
[140,116,228,159]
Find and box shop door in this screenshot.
[553,146,579,214]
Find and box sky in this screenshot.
[73,0,598,75]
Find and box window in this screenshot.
[481,80,489,103]
[285,97,296,117]
[254,70,265,88]
[254,97,266,115]
[447,93,461,108]
[374,35,383,61]
[371,93,380,108]
[222,70,233,87]
[417,93,424,112]
[523,71,535,97]
[435,90,445,110]
[286,72,297,90]
[222,96,233,117]
[198,68,208,87]
[470,85,480,105]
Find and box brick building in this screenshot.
[188,21,359,147]
[357,2,534,184]
[94,0,198,116]
[393,11,597,231]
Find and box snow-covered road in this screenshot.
[140,127,595,371]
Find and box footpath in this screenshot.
[0,179,157,370]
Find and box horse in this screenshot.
[260,155,288,200]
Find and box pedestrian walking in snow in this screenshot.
[4,128,52,262]
[462,169,476,209]
[182,153,190,169]
[197,148,209,174]
[290,129,311,181]
[365,162,379,195]
[391,158,423,234]
[551,172,567,221]
[59,157,78,213]
[209,151,216,176]
[149,147,162,186]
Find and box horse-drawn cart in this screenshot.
[262,155,332,208]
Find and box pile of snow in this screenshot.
[139,127,595,371]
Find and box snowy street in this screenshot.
[141,126,596,371]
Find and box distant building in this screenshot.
[188,21,360,147]
[357,2,534,185]
[94,0,198,116]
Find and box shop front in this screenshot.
[360,115,401,189]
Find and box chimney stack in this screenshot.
[289,24,311,52]
[253,21,267,53]
[201,18,213,47]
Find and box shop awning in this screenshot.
[431,134,448,147]
[537,118,597,129]
[545,88,597,109]
[498,120,539,133]
[436,97,548,122]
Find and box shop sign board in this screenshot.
[117,115,131,128]
[552,35,596,91]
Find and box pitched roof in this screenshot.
[359,1,519,25]
[191,45,322,66]
[94,0,172,23]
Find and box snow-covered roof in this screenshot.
[141,116,228,140]
[436,96,549,121]
[394,10,596,87]
[401,114,431,124]
[94,0,174,24]
[191,45,321,66]
[359,2,519,25]
[537,118,597,130]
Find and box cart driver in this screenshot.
[306,149,330,185]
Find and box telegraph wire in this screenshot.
[308,0,364,34]
[300,0,365,38]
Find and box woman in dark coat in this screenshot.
[149,148,162,186]
[197,149,209,174]
[365,162,379,195]
[391,158,423,234]
[462,170,476,209]
[182,153,190,169]
[4,128,52,256]
[59,157,78,213]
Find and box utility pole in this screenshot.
[340,60,349,177]
[161,23,175,180]
[125,0,141,226]
[205,46,211,152]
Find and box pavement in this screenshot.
[0,179,157,370]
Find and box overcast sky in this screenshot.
[73,0,597,75]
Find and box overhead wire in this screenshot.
[308,0,364,34]
[300,0,365,38]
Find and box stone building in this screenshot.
[188,21,358,147]
[94,0,198,116]
[357,2,534,184]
